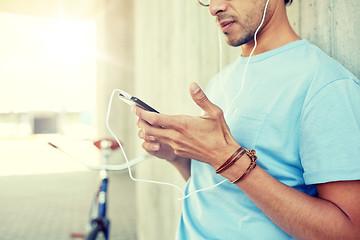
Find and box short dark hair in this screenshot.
[285,0,293,5]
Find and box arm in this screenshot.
[134,82,360,239]
[170,155,191,181]
[222,154,360,240]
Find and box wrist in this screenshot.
[220,154,252,181]
[211,142,241,170]
[215,146,256,183]
[169,154,190,163]
[169,155,191,181]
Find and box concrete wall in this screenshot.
[134,0,360,239]
[95,0,137,161]
[287,0,360,78]
[134,1,240,239]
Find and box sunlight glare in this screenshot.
[44,18,96,65]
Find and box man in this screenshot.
[133,0,360,239]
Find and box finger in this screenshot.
[137,118,151,129]
[137,119,155,141]
[137,117,157,132]
[189,82,218,116]
[143,126,175,143]
[138,129,157,142]
[137,117,172,142]
[142,141,160,152]
[134,105,183,130]
[137,118,178,146]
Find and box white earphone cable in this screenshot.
[106,0,270,200]
[107,89,228,200]
[226,0,270,112]
[106,89,185,197]
[219,29,229,111]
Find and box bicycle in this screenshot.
[48,138,146,240]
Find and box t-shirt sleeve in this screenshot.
[299,78,360,185]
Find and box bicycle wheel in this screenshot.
[86,223,107,240]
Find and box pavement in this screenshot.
[0,136,137,240]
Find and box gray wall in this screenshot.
[134,1,239,239]
[134,0,360,239]
[287,0,360,78]
[96,0,137,162]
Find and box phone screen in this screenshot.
[119,92,159,113]
[131,97,159,113]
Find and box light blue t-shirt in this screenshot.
[177,40,360,239]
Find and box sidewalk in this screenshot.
[0,136,137,240]
[0,171,137,240]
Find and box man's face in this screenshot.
[210,0,269,47]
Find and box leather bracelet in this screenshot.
[216,149,246,174]
[215,147,245,174]
[230,161,256,183]
[230,148,258,184]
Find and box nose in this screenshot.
[209,0,227,16]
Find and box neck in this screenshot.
[241,3,300,57]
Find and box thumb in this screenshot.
[190,82,217,114]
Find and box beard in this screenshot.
[217,2,267,47]
[225,29,255,47]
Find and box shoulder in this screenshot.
[297,41,359,105]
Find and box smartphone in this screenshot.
[118,90,159,113]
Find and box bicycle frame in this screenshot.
[86,143,113,240]
[87,175,110,239]
[48,138,147,240]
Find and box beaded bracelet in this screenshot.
[215,147,246,174]
[230,148,258,184]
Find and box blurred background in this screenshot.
[0,0,359,239]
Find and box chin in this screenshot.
[228,40,242,47]
[226,33,253,47]
[226,37,245,47]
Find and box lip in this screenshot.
[219,20,235,32]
